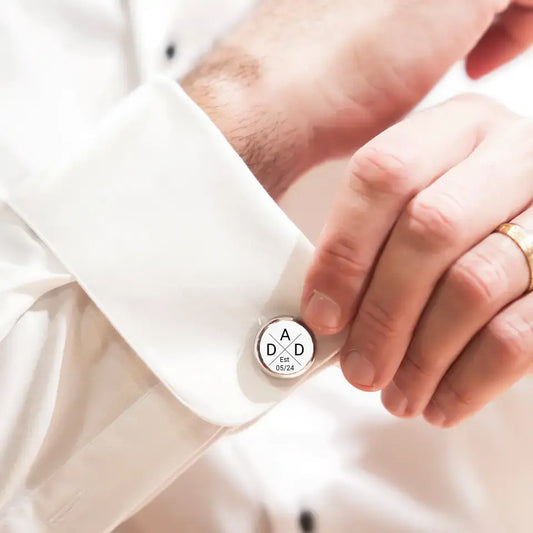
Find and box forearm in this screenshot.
[182,47,314,199]
[181,44,405,199]
[183,0,533,200]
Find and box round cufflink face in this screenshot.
[255,316,315,379]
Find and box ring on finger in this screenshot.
[495,223,533,293]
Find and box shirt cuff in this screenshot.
[3,77,345,427]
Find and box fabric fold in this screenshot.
[5,77,345,426]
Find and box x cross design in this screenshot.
[267,332,303,367]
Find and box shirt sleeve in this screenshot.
[0,78,344,531]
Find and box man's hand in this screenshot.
[183,0,532,198]
[303,94,533,427]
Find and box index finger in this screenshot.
[301,96,503,336]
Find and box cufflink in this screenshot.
[254,316,315,379]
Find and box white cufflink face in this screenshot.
[255,316,315,379]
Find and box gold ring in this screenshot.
[495,223,533,293]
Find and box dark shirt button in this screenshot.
[165,42,177,60]
[299,510,315,532]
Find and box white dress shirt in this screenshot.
[0,1,343,530]
[0,1,532,532]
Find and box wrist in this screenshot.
[182,48,315,199]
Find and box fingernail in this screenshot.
[344,350,376,388]
[304,290,341,331]
[381,381,407,416]
[424,401,446,427]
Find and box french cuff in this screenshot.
[4,78,345,427]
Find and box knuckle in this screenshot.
[348,146,411,196]
[402,192,465,247]
[450,92,492,108]
[318,233,369,280]
[451,93,507,118]
[446,94,515,135]
[485,315,533,369]
[447,250,508,306]
[358,299,400,339]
